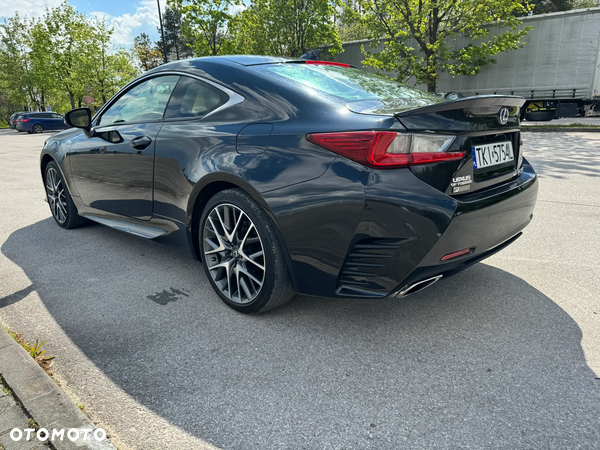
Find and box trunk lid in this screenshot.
[349,95,526,196]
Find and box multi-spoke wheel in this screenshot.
[33,124,43,133]
[200,189,294,313]
[46,167,68,224]
[44,161,88,229]
[203,204,266,303]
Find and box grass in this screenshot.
[5,328,55,374]
[0,123,9,129]
[76,402,88,414]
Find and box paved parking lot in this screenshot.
[0,127,599,449]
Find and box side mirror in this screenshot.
[64,108,92,130]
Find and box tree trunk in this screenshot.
[427,82,436,93]
[69,93,75,109]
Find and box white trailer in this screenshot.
[333,8,600,120]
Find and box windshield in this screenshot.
[254,64,440,109]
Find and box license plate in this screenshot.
[472,141,514,170]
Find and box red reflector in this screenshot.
[440,248,472,261]
[305,61,351,67]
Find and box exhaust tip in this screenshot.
[396,275,443,297]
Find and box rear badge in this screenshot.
[451,175,472,193]
[498,107,509,125]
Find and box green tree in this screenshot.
[0,14,37,110]
[86,20,139,105]
[133,32,164,70]
[231,0,343,57]
[337,0,371,42]
[356,0,532,92]
[157,6,194,60]
[170,0,241,56]
[0,91,22,126]
[30,1,96,109]
[527,0,598,14]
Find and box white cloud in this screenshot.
[230,3,247,15]
[1,0,167,47]
[97,0,168,46]
[0,0,63,19]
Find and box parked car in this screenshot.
[9,112,28,130]
[17,112,68,133]
[40,56,538,313]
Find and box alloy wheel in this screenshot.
[202,203,266,304]
[33,124,43,133]
[45,168,68,224]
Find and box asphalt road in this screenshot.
[0,128,599,449]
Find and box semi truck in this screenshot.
[333,8,600,121]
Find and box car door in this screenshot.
[68,75,180,220]
[50,113,64,129]
[37,113,51,129]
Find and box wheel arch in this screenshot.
[40,152,78,199]
[186,175,299,292]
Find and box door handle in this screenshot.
[130,136,152,150]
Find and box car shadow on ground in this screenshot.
[2,218,600,449]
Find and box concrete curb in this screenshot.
[0,330,116,450]
[522,127,600,132]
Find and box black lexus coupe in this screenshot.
[40,56,538,313]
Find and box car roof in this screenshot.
[218,55,303,66]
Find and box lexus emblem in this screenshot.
[498,107,509,125]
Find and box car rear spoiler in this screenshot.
[395,95,526,117]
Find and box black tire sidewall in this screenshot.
[199,190,279,313]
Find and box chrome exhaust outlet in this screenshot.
[396,275,443,297]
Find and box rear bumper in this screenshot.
[334,158,537,298]
[16,123,31,132]
[391,160,538,296]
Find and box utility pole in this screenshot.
[157,0,168,64]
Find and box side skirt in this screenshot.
[83,215,168,239]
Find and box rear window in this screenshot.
[254,64,440,104]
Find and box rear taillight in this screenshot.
[21,118,30,122]
[306,131,463,169]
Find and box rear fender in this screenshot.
[185,174,300,291]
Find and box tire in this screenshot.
[44,161,88,229]
[33,124,44,133]
[199,188,294,313]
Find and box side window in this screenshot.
[38,113,52,119]
[99,75,179,126]
[164,76,228,119]
[52,113,63,119]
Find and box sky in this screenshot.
[0,0,170,47]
